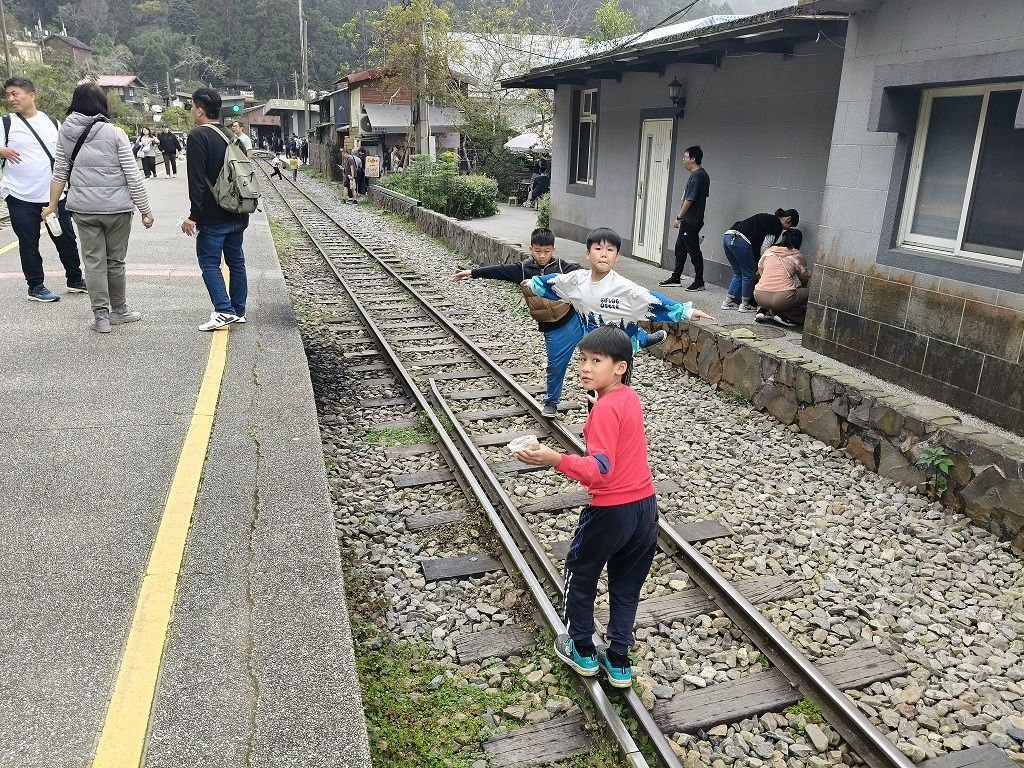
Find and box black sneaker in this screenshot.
[684,281,705,292]
[772,314,798,328]
[28,286,60,302]
[640,329,667,348]
[542,402,558,418]
[66,280,88,293]
[658,277,681,286]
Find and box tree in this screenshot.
[369,0,464,150]
[586,0,637,43]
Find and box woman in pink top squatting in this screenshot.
[515,325,656,689]
[753,228,811,328]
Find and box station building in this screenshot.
[503,0,1024,434]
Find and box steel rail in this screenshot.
[265,171,657,768]
[265,167,914,768]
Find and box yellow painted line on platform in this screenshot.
[0,240,17,256]
[91,328,230,768]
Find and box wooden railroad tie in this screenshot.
[455,625,536,664]
[420,553,504,582]
[482,712,591,768]
[653,648,906,734]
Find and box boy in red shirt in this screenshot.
[515,325,657,687]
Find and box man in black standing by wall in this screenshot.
[180,88,250,331]
[660,145,710,291]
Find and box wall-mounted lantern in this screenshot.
[668,77,686,119]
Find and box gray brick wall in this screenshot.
[548,41,844,275]
[809,0,1024,433]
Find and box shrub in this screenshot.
[536,193,551,228]
[377,152,497,219]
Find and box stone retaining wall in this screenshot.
[368,187,1024,552]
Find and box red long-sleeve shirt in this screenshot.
[557,386,655,506]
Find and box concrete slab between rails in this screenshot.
[367,187,1024,554]
[0,175,370,767]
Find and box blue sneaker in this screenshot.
[597,647,633,688]
[553,634,598,677]
[28,286,60,302]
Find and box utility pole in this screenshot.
[0,0,13,80]
[301,11,310,139]
[415,18,431,157]
[166,70,172,106]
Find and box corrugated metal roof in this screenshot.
[96,75,144,88]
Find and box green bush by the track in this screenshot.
[378,153,498,220]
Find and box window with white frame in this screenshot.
[899,83,1024,267]
[570,88,598,185]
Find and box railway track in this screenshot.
[259,164,1013,768]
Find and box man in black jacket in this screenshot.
[180,87,249,331]
[157,126,182,177]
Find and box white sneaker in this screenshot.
[737,302,758,313]
[721,298,739,310]
[234,316,246,324]
[199,311,239,331]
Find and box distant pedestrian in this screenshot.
[515,325,659,690]
[138,126,158,178]
[181,87,250,331]
[43,82,153,332]
[754,228,810,327]
[230,120,252,157]
[299,138,308,163]
[0,75,85,302]
[721,208,799,313]
[289,154,299,181]
[390,146,402,172]
[158,126,181,177]
[660,145,710,292]
[356,147,368,194]
[339,149,357,203]
[270,154,285,179]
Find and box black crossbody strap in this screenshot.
[66,117,107,188]
[16,113,56,169]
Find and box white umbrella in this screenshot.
[503,132,548,153]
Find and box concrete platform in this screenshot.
[0,176,370,766]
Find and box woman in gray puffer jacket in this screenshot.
[42,82,153,333]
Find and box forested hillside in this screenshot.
[8,0,777,99]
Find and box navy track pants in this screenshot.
[563,494,658,657]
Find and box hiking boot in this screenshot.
[28,286,60,302]
[640,330,667,348]
[199,311,239,331]
[542,402,558,418]
[553,634,599,677]
[597,647,633,688]
[658,277,681,286]
[685,281,705,292]
[66,280,88,293]
[93,309,111,333]
[720,297,738,310]
[110,306,142,324]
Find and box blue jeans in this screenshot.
[196,220,248,316]
[543,317,585,405]
[721,232,756,302]
[6,195,81,289]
